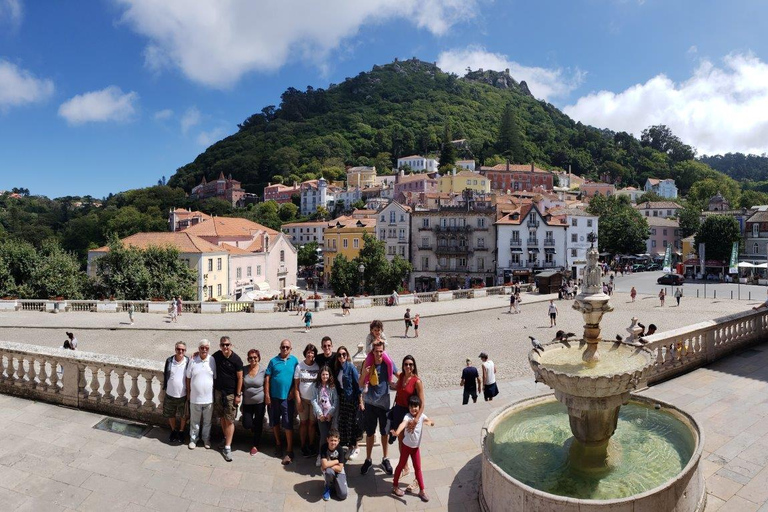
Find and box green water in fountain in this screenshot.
[490,399,695,500]
[538,343,649,376]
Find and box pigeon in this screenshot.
[530,336,544,352]
[563,332,577,340]
[615,334,623,342]
[553,330,565,342]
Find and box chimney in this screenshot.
[531,162,534,172]
[506,160,510,172]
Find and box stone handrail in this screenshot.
[642,308,766,385]
[0,341,165,424]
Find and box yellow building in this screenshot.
[323,216,377,281]
[346,166,377,189]
[438,170,490,194]
[87,232,230,301]
[681,235,696,261]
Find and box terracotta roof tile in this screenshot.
[182,216,279,237]
[91,232,224,254]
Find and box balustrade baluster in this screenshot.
[102,369,114,402]
[15,355,26,384]
[8,356,17,385]
[0,352,6,382]
[38,358,48,391]
[128,371,141,407]
[50,359,60,392]
[115,369,128,405]
[142,374,156,410]
[27,356,37,388]
[89,366,101,399]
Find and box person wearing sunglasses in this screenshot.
[212,336,244,462]
[333,346,362,460]
[241,349,266,456]
[185,339,217,450]
[265,339,299,465]
[162,341,190,443]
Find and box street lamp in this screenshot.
[358,263,365,294]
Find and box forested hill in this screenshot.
[167,58,714,196]
[699,153,768,187]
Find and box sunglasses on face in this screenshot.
[247,356,258,361]
[175,347,186,352]
[220,343,231,347]
[403,362,414,367]
[280,346,291,350]
[338,353,348,358]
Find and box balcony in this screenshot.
[417,245,433,251]
[526,238,538,245]
[474,246,489,251]
[435,246,473,255]
[277,265,289,275]
[325,246,338,253]
[527,220,540,228]
[437,265,470,272]
[543,238,556,247]
[510,239,522,247]
[434,225,473,233]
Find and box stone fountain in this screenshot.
[479,234,705,511]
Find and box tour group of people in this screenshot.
[161,320,433,502]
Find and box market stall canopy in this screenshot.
[737,262,755,268]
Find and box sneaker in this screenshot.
[315,455,321,467]
[322,486,331,501]
[347,447,360,460]
[175,430,184,443]
[391,486,404,497]
[188,441,196,450]
[382,458,393,475]
[223,448,232,462]
[203,442,211,450]
[169,430,177,443]
[250,447,258,456]
[301,445,310,457]
[360,458,373,475]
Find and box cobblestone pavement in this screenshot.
[0,291,757,390]
[2,343,768,511]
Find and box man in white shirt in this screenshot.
[163,341,189,443]
[479,352,498,402]
[185,339,216,449]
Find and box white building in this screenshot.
[377,201,411,262]
[397,155,439,173]
[300,178,338,215]
[548,207,599,278]
[456,160,476,172]
[336,187,363,210]
[281,221,326,246]
[644,178,678,199]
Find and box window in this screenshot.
[422,257,429,270]
[332,239,337,249]
[571,219,578,227]
[439,257,447,266]
[667,210,672,216]
[755,243,760,254]
[400,214,405,222]
[399,228,406,240]
[390,211,396,223]
[381,214,385,221]
[422,218,430,228]
[653,211,658,217]
[450,218,456,227]
[651,228,657,235]
[208,259,213,272]
[388,246,396,255]
[247,266,252,277]
[511,231,520,241]
[441,218,447,227]
[587,219,593,227]
[478,218,485,228]
[663,229,667,236]
[545,231,553,239]
[511,254,521,264]
[571,233,578,243]
[343,238,348,248]
[236,267,242,279]
[478,237,485,248]
[421,237,428,247]
[217,284,222,297]
[458,258,467,267]
[353,238,359,248]
[545,252,554,263]
[477,258,484,270]
[399,246,405,256]
[651,240,657,248]
[753,224,759,237]
[571,249,577,257]
[208,286,213,298]
[380,229,386,240]
[280,250,285,262]
[257,265,262,276]
[663,240,668,247]
[645,212,650,216]
[439,238,447,246]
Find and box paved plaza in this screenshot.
[1,283,768,511]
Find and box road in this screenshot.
[612,270,767,302]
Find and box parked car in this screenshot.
[657,273,685,285]
[645,263,662,271]
[631,263,647,272]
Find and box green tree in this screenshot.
[278,202,299,222]
[355,234,412,294]
[496,102,524,163]
[329,254,360,296]
[636,191,663,205]
[438,122,456,170]
[678,202,702,238]
[587,195,650,255]
[640,125,695,162]
[29,239,84,299]
[739,190,768,209]
[297,241,320,268]
[0,238,38,297]
[687,177,741,206]
[694,215,740,263]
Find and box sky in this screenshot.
[3,0,768,198]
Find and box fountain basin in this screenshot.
[480,394,705,512]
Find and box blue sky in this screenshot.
[2,0,768,198]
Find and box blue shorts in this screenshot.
[268,398,295,430]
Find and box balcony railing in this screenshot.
[417,245,433,251]
[543,238,556,247]
[510,239,522,247]
[474,246,489,251]
[527,220,540,227]
[435,246,473,255]
[526,238,538,245]
[434,225,473,233]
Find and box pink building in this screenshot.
[580,182,616,198]
[190,172,246,206]
[263,182,300,204]
[394,171,438,206]
[646,217,681,258]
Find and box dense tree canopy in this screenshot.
[694,216,741,264]
[587,195,650,255]
[329,234,412,296]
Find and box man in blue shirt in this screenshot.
[265,338,299,465]
[460,358,481,405]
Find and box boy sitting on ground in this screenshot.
[320,428,348,501]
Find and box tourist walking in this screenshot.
[186,339,216,449]
[479,352,498,401]
[303,309,313,332]
[265,339,299,464]
[404,308,412,337]
[176,296,183,317]
[391,395,435,502]
[169,300,178,322]
[548,299,558,327]
[320,428,348,502]
[294,343,320,457]
[128,303,135,325]
[413,314,420,337]
[675,287,683,306]
[162,341,189,443]
[509,293,517,314]
[630,286,637,302]
[362,320,394,390]
[312,365,338,466]
[240,349,266,456]
[659,288,666,307]
[212,336,244,462]
[341,296,351,316]
[514,291,521,314]
[358,341,396,476]
[334,346,362,460]
[460,358,481,405]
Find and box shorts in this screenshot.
[213,390,237,422]
[363,404,389,436]
[549,313,557,319]
[268,397,295,430]
[298,398,315,421]
[414,324,419,331]
[405,320,413,327]
[484,383,499,399]
[305,321,311,327]
[163,394,187,419]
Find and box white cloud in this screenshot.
[564,52,768,156]
[0,0,22,28]
[114,0,478,88]
[153,108,173,121]
[0,59,54,109]
[436,46,585,101]
[196,127,227,147]
[58,86,138,125]
[180,106,201,135]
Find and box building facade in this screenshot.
[410,204,497,291]
[346,166,376,188]
[480,163,554,192]
[300,178,338,215]
[438,170,490,194]
[190,172,246,206]
[376,201,411,262]
[645,178,679,199]
[394,172,439,206]
[634,201,683,219]
[646,217,681,258]
[281,221,327,246]
[580,182,616,198]
[322,216,376,281]
[396,155,439,172]
[263,182,300,204]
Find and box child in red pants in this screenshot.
[391,395,434,502]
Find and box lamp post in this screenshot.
[358,263,365,295]
[313,266,319,311]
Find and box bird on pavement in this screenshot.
[530,336,544,352]
[616,334,623,342]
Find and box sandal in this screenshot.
[419,490,430,502]
[405,479,419,493]
[391,487,404,497]
[401,465,410,478]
